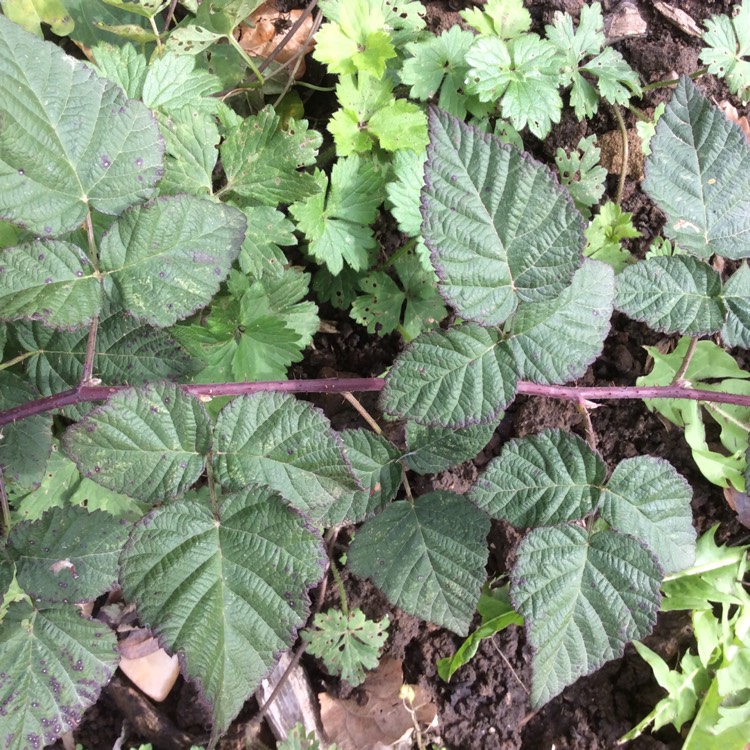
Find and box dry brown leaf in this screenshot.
[119,638,180,702]
[235,2,315,79]
[718,100,750,144]
[723,487,750,529]
[319,658,438,750]
[653,2,702,37]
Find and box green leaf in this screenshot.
[643,77,750,259]
[8,507,129,603]
[92,43,148,98]
[584,201,639,272]
[616,255,724,335]
[64,0,152,49]
[237,206,296,279]
[582,47,641,107]
[212,392,360,520]
[165,23,225,55]
[0,371,52,490]
[100,194,246,327]
[0,600,118,750]
[368,99,428,153]
[386,149,426,239]
[555,136,607,217]
[291,157,384,275]
[0,15,163,236]
[332,429,402,525]
[423,108,584,325]
[600,457,696,575]
[380,324,518,429]
[14,302,196,403]
[700,1,750,104]
[119,487,326,738]
[403,418,500,475]
[101,0,168,19]
[0,0,74,36]
[142,51,222,114]
[351,272,404,335]
[302,609,389,686]
[465,35,563,138]
[220,106,322,206]
[63,382,211,503]
[0,240,101,329]
[721,262,750,348]
[506,260,614,385]
[348,491,490,635]
[394,246,446,338]
[511,525,661,706]
[460,0,531,39]
[470,429,604,526]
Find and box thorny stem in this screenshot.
[611,104,628,206]
[10,379,750,427]
[0,468,11,538]
[642,67,708,92]
[671,336,698,385]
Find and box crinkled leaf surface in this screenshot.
[119,488,326,737]
[0,371,52,490]
[600,457,696,575]
[615,255,724,335]
[237,206,296,279]
[100,194,246,327]
[63,382,211,503]
[221,107,322,206]
[348,491,490,635]
[422,108,584,325]
[141,51,221,114]
[213,392,359,521]
[0,15,163,236]
[403,419,500,475]
[643,77,750,259]
[381,323,518,429]
[8,507,129,603]
[0,600,117,750]
[92,43,148,99]
[721,262,750,348]
[470,429,604,526]
[507,260,613,385]
[326,429,402,526]
[512,525,661,706]
[0,240,100,329]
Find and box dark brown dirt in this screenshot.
[64,1,750,749]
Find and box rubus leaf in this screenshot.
[615,255,725,335]
[721,262,750,348]
[302,608,389,686]
[506,260,614,385]
[327,429,402,525]
[511,525,661,706]
[63,382,211,503]
[0,371,52,491]
[0,600,118,750]
[92,42,148,98]
[119,488,326,738]
[0,240,100,329]
[13,301,197,402]
[141,51,221,114]
[99,194,246,327]
[347,491,490,635]
[380,323,518,429]
[600,457,696,575]
[8,507,129,603]
[422,108,584,325]
[403,419,500,475]
[643,77,750,259]
[469,429,605,526]
[0,15,163,236]
[212,392,360,520]
[220,106,322,206]
[63,0,152,49]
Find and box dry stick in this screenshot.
[671,336,698,385]
[9,379,750,427]
[576,398,598,452]
[256,0,319,77]
[490,637,529,695]
[611,103,629,207]
[81,211,100,384]
[272,11,324,108]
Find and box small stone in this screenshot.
[605,0,647,42]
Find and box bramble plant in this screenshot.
[2,1,750,748]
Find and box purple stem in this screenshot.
[2,378,750,428]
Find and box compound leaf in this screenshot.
[470,429,604,526]
[643,77,750,259]
[119,488,326,738]
[380,324,518,429]
[100,194,246,327]
[554,135,606,216]
[512,525,661,706]
[0,600,118,750]
[237,206,296,279]
[460,0,531,39]
[423,108,584,325]
[507,260,614,385]
[0,240,100,329]
[212,392,360,520]
[615,255,724,335]
[0,15,163,236]
[348,491,490,635]
[63,382,211,503]
[350,272,404,335]
[600,457,696,575]
[700,2,750,104]
[8,507,129,603]
[141,51,221,114]
[367,99,428,153]
[721,262,750,348]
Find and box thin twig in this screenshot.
[80,316,99,385]
[342,392,382,434]
[490,637,529,695]
[163,0,178,30]
[576,398,597,451]
[256,0,319,76]
[642,67,707,92]
[611,104,628,206]
[0,467,11,537]
[671,337,698,385]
